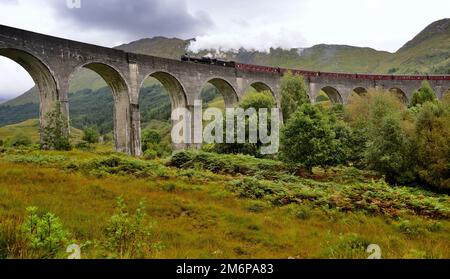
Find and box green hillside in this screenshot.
[0,119,83,144]
[375,18,450,74]
[193,44,391,73]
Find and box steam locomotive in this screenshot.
[181,54,236,68]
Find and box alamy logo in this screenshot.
[171,101,280,155]
[66,0,81,9]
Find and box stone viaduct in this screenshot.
[1,24,449,156]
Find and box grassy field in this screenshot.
[0,147,448,259]
[0,119,83,144]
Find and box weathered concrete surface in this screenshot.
[1,24,449,156]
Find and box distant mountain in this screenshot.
[375,18,450,74]
[0,18,449,129]
[116,36,191,59]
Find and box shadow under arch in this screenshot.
[203,78,239,108]
[140,71,187,110]
[353,87,368,95]
[321,86,343,104]
[247,81,278,106]
[69,61,131,153]
[388,87,408,104]
[0,47,62,140]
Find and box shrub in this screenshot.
[365,114,416,185]
[322,233,370,259]
[80,155,169,178]
[76,141,94,151]
[143,149,158,160]
[8,132,32,147]
[169,151,193,168]
[280,71,310,121]
[5,154,67,166]
[105,197,153,258]
[295,205,313,220]
[41,104,71,151]
[142,130,161,152]
[281,103,349,171]
[214,90,276,157]
[410,81,437,107]
[395,220,423,237]
[245,201,268,213]
[21,207,70,258]
[162,183,176,193]
[82,127,100,144]
[414,102,450,191]
[169,150,294,178]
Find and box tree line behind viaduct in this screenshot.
[1,25,449,156]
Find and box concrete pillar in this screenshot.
[128,62,143,156]
[309,82,318,103]
[129,103,142,156]
[38,77,70,149]
[113,95,132,154]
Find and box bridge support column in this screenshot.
[187,103,203,151]
[39,80,70,149]
[112,96,132,155]
[129,103,142,157]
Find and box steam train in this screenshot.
[181,54,236,68]
[180,54,450,81]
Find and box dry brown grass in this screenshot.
[0,150,448,259]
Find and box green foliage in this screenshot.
[239,90,275,111]
[414,102,450,190]
[142,130,161,151]
[395,220,423,237]
[228,177,449,219]
[169,150,295,178]
[21,207,70,258]
[280,71,310,121]
[140,129,171,159]
[214,91,276,157]
[142,149,157,160]
[42,104,71,151]
[79,155,169,178]
[316,93,330,103]
[345,91,422,184]
[105,197,153,258]
[410,81,437,107]
[323,233,370,259]
[5,154,67,166]
[365,115,415,185]
[8,131,32,147]
[82,127,100,144]
[281,103,349,171]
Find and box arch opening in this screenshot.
[388,87,408,104]
[0,48,60,144]
[320,86,343,105]
[246,81,277,106]
[68,62,130,153]
[353,87,368,95]
[203,78,238,109]
[138,71,187,153]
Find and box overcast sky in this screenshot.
[0,0,449,100]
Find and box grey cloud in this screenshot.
[51,0,213,40]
